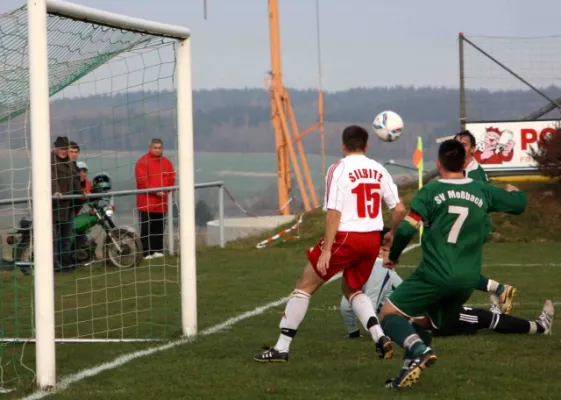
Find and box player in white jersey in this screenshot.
[254,125,406,363]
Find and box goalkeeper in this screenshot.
[340,230,553,339]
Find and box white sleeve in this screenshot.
[380,170,400,210]
[323,162,345,212]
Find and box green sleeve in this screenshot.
[388,221,417,262]
[485,184,528,215]
[388,187,431,262]
[467,166,489,183]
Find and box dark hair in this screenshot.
[438,139,466,173]
[342,125,368,152]
[454,130,476,147]
[151,138,163,145]
[70,141,80,151]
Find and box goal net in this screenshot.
[461,34,561,122]
[0,1,194,390]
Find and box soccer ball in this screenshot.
[372,111,404,142]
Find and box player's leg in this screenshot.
[470,301,553,335]
[476,221,517,313]
[340,258,392,338]
[254,234,350,363]
[253,261,323,362]
[340,295,361,338]
[341,277,393,359]
[476,274,517,314]
[378,273,438,388]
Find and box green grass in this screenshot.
[1,181,560,398]
[12,241,558,400]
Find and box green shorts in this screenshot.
[388,270,473,329]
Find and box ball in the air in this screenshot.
[372,110,404,142]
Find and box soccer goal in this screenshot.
[0,0,195,390]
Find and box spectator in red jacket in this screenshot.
[135,138,176,259]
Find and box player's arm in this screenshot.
[317,163,345,274]
[380,174,406,247]
[386,189,430,267]
[486,183,527,215]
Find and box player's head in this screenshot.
[454,130,476,162]
[69,141,80,161]
[341,125,369,155]
[437,139,466,175]
[149,138,163,157]
[53,136,70,159]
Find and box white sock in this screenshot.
[349,292,384,342]
[487,279,500,294]
[274,289,311,352]
[529,321,538,334]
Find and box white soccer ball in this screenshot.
[372,110,404,142]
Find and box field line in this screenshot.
[20,243,420,399]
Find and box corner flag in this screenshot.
[412,137,424,239]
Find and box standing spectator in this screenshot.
[69,141,80,162]
[51,136,81,271]
[74,161,92,253]
[74,161,92,215]
[135,138,176,259]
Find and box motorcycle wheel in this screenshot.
[104,228,143,269]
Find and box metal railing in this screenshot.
[0,180,227,249]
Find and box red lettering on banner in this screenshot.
[520,128,556,150]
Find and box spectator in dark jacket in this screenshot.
[51,136,81,271]
[135,138,176,259]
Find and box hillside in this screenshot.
[231,180,561,250]
[2,86,561,163]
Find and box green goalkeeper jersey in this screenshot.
[389,178,527,287]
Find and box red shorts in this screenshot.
[306,231,381,291]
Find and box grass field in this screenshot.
[3,224,559,398]
[0,181,558,399]
[13,242,560,400]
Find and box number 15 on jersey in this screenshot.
[352,183,381,218]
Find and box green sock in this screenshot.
[405,323,433,358]
[381,315,427,358]
[413,323,432,347]
[496,283,504,296]
[476,275,489,291]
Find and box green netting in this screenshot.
[0,5,160,123]
[0,4,181,391]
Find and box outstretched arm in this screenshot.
[486,184,527,215]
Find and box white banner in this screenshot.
[465,120,560,171]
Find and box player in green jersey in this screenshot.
[455,130,517,314]
[378,139,527,389]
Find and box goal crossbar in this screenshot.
[45,0,190,39]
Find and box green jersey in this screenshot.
[465,159,492,239]
[389,178,527,287]
[464,159,488,183]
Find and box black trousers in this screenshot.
[139,211,165,257]
[53,220,74,268]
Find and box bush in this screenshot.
[530,128,561,181]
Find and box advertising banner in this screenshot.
[465,120,560,171]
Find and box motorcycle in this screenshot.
[6,174,144,274]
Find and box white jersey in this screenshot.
[324,154,400,232]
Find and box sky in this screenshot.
[2,0,561,91]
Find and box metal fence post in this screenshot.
[167,191,174,256]
[218,184,225,248]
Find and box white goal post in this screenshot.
[26,0,196,389]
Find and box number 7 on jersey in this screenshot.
[351,183,381,218]
[447,205,469,244]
